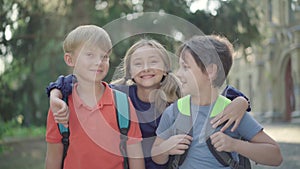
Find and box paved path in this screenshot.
[0,122,299,169]
[253,122,300,169]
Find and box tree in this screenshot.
[0,0,261,126]
[0,0,69,125]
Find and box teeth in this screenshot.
[141,75,153,78]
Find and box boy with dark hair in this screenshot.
[152,35,282,168]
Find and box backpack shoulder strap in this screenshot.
[210,95,231,118]
[206,95,251,169]
[173,95,248,169]
[175,95,193,136]
[112,89,130,169]
[167,95,192,169]
[58,97,69,133]
[113,89,130,133]
[57,96,70,169]
[177,95,191,116]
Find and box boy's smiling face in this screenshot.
[68,45,110,84]
[176,50,210,96]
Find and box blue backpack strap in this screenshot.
[58,97,69,133]
[113,89,130,169]
[113,90,130,132]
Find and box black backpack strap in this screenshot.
[167,98,193,169]
[113,90,131,169]
[57,97,70,169]
[167,155,180,169]
[59,126,69,169]
[175,113,193,166]
[206,129,251,169]
[205,95,252,169]
[238,153,251,169]
[206,137,240,169]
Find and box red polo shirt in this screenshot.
[46,82,142,169]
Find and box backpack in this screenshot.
[57,89,130,169]
[167,95,251,169]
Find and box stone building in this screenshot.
[228,0,300,122]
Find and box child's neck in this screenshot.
[191,87,219,106]
[76,79,105,108]
[136,86,158,103]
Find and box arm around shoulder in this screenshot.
[46,74,75,98]
[211,96,249,132]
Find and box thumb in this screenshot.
[58,99,68,112]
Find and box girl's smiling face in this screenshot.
[130,45,166,89]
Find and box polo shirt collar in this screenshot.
[72,81,114,111]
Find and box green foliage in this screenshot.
[0,116,45,155]
[0,0,262,127]
[0,115,45,141]
[2,125,45,139]
[0,118,16,140]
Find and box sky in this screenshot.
[190,0,221,15]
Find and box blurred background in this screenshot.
[0,0,299,168]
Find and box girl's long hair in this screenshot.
[111,38,181,113]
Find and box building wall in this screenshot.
[228,0,300,122]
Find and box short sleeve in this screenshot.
[156,103,177,140]
[235,112,263,141]
[46,74,75,98]
[222,85,251,112]
[46,109,62,143]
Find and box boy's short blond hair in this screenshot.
[63,25,112,54]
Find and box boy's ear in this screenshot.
[207,64,218,80]
[64,53,75,67]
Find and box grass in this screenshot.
[1,126,46,140]
[0,116,46,154]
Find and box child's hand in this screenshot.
[210,131,236,152]
[166,134,193,155]
[50,89,69,127]
[210,96,248,132]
